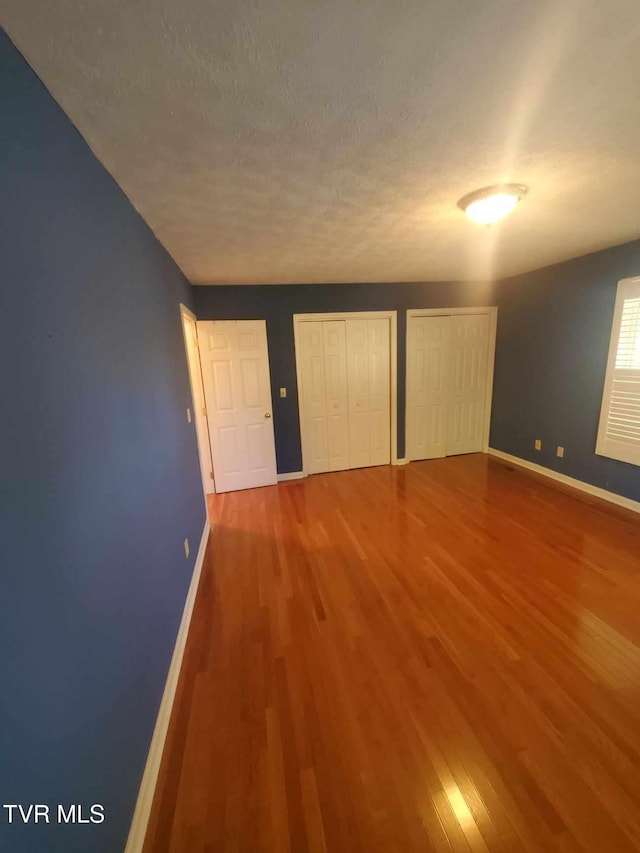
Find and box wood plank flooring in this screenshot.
[143,454,640,853]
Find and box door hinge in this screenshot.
[202,407,207,417]
[210,471,215,480]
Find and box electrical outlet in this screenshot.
[557,446,564,458]
[280,387,287,398]
[186,407,192,423]
[184,538,190,559]
[534,439,542,451]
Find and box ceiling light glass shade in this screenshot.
[457,184,528,225]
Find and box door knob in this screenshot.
[264,412,271,418]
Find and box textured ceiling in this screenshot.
[3,0,640,284]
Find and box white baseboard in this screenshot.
[488,448,640,515]
[277,471,305,482]
[125,519,211,853]
[394,457,409,466]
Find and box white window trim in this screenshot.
[596,276,640,467]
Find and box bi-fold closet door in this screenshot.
[298,318,391,475]
[407,313,492,461]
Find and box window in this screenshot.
[596,276,640,466]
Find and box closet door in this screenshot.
[446,314,490,455]
[346,318,391,468]
[368,318,391,466]
[299,322,329,474]
[323,321,350,472]
[407,316,449,460]
[299,316,392,475]
[346,319,371,468]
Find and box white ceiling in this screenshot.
[3,0,640,284]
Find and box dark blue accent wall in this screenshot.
[195,243,640,504]
[0,31,205,853]
[194,281,497,471]
[491,240,640,503]
[2,20,637,850]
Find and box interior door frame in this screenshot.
[179,304,215,500]
[293,311,399,476]
[405,307,498,461]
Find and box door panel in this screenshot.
[218,425,241,475]
[323,321,350,472]
[407,316,449,460]
[198,320,277,493]
[347,319,371,468]
[368,318,391,466]
[299,316,392,475]
[240,358,260,408]
[299,322,329,474]
[446,315,490,455]
[213,361,234,411]
[345,318,391,469]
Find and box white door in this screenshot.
[406,312,492,461]
[447,314,490,456]
[299,320,350,474]
[181,310,214,496]
[298,321,330,475]
[197,320,277,493]
[346,319,391,468]
[346,319,371,468]
[298,317,392,475]
[323,321,350,472]
[368,318,391,466]
[406,316,449,460]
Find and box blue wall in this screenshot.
[0,31,206,853]
[2,19,636,848]
[491,240,640,503]
[194,281,497,471]
[195,243,640,504]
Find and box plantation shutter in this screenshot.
[596,277,640,466]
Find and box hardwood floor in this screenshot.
[143,454,640,853]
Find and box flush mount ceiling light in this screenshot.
[457,184,528,225]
